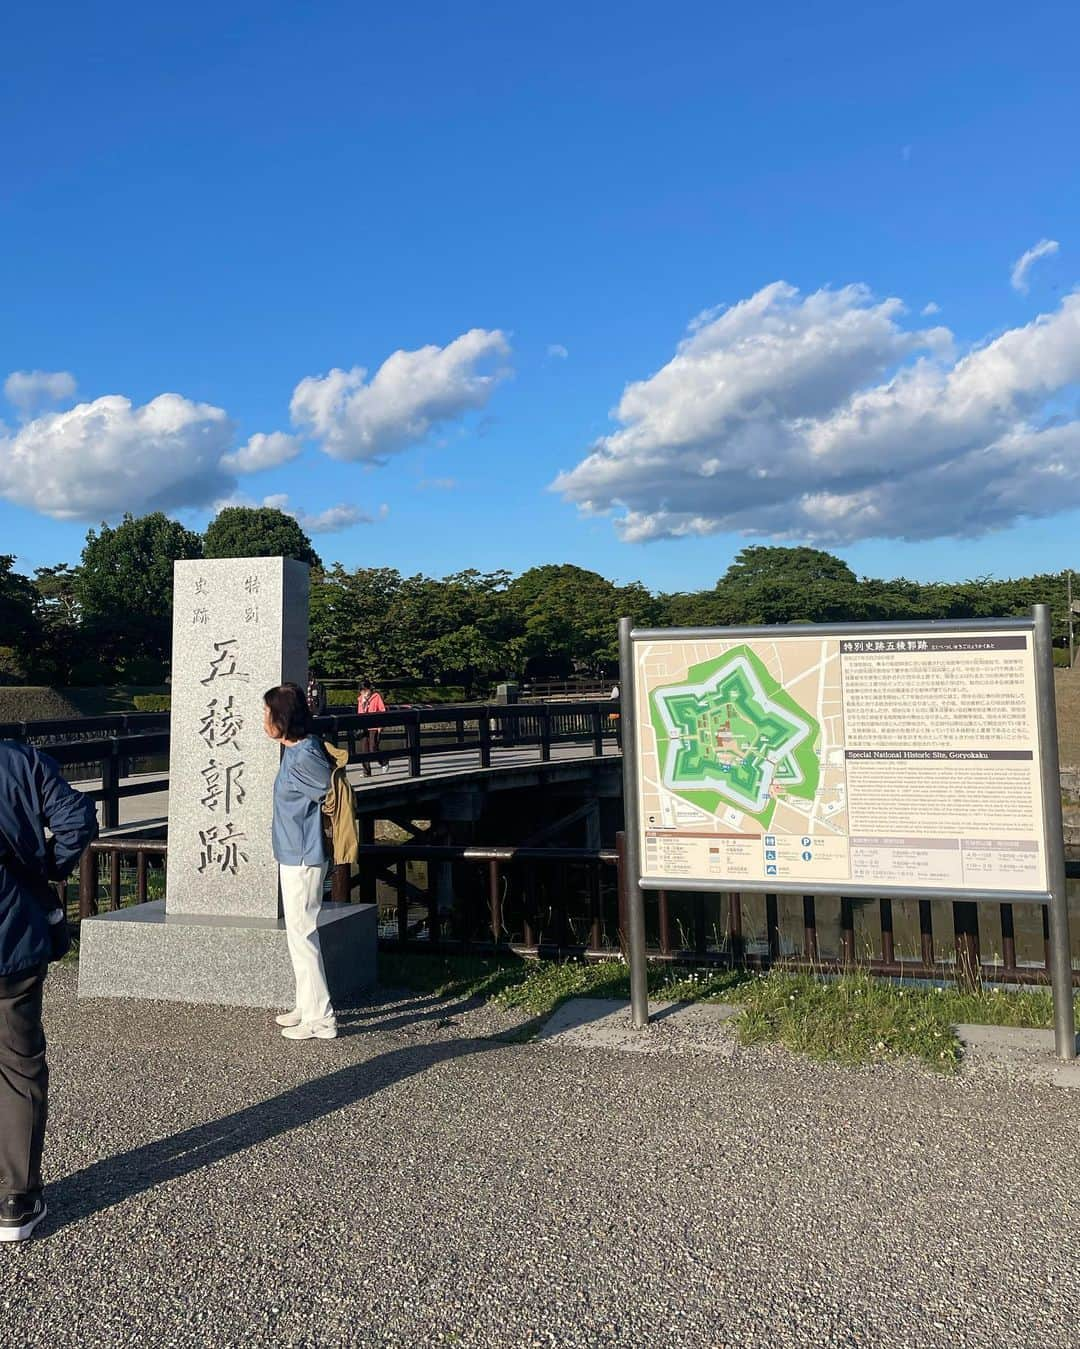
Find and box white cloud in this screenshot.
[0,393,235,520]
[418,476,458,491]
[290,328,511,462]
[921,301,940,315]
[220,431,302,474]
[554,281,1080,544]
[0,327,508,522]
[261,493,371,534]
[1011,238,1060,293]
[547,343,569,359]
[4,369,77,419]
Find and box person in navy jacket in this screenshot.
[0,740,98,1241]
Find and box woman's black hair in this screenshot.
[263,683,313,741]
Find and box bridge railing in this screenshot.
[2,702,621,828]
[66,834,1080,989]
[316,701,620,774]
[0,711,170,744]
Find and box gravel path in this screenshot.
[2,967,1079,1348]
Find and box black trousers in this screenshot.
[358,730,385,775]
[0,964,48,1196]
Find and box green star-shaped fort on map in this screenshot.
[649,645,821,829]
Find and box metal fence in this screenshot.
[66,833,1080,988]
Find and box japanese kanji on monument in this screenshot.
[78,557,376,1008]
[166,558,305,921]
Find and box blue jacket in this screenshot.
[0,741,99,976]
[272,736,332,866]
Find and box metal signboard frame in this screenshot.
[618,607,1076,1058]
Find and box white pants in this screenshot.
[279,862,334,1025]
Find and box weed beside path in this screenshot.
[730,970,1056,1072]
[378,952,1070,1073]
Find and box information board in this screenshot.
[631,624,1052,897]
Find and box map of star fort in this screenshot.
[633,630,1049,894]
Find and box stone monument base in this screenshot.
[77,901,377,1009]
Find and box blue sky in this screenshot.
[2,0,1079,592]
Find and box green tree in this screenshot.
[720,545,857,590]
[309,565,410,681]
[75,513,203,681]
[715,546,859,625]
[508,564,656,673]
[0,556,41,684]
[391,570,520,693]
[31,564,84,683]
[204,506,321,568]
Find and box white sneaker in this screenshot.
[275,1008,302,1027]
[281,1020,338,1041]
[381,763,391,774]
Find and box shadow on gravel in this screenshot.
[336,992,495,1035]
[43,1036,498,1236]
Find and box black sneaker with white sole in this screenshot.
[0,1191,47,1242]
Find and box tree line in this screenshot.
[0,506,1074,693]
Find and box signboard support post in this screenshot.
[618,617,649,1029]
[1033,605,1076,1060]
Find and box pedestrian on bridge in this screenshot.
[263,684,338,1042]
[306,672,327,718]
[357,678,388,776]
[0,740,97,1242]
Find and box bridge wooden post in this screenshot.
[523,866,537,949]
[879,898,894,967]
[953,901,981,991]
[1000,902,1016,972]
[100,741,120,830]
[840,898,855,966]
[396,861,409,945]
[615,830,628,947]
[407,712,422,777]
[802,895,818,964]
[427,869,441,948]
[728,893,744,968]
[766,893,780,962]
[357,817,377,907]
[693,893,707,957]
[478,708,492,769]
[79,848,98,920]
[657,890,671,956]
[331,863,351,903]
[919,900,934,966]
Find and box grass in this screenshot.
[376,951,1070,1074]
[377,950,748,1015]
[729,969,1074,1073]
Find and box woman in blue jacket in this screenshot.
[262,684,336,1041]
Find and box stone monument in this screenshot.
[78,557,377,1007]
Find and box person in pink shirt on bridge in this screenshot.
[357,677,389,776]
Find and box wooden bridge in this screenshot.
[0,702,623,835]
